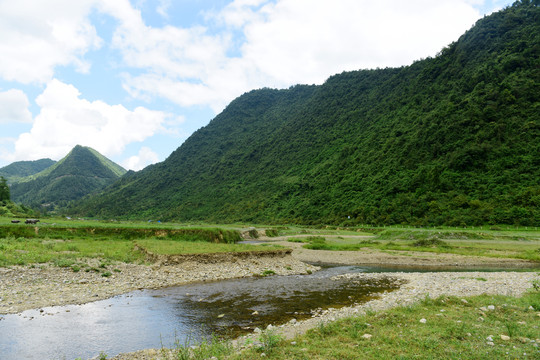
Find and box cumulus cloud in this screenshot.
[0,0,102,84]
[0,89,32,123]
[112,0,482,113]
[122,146,160,171]
[11,79,170,162]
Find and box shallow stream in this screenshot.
[0,265,399,360]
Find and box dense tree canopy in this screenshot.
[10,145,126,212]
[0,176,10,202]
[72,1,539,226]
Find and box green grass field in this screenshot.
[280,227,540,262]
[2,217,539,266]
[0,217,280,267]
[230,290,540,359]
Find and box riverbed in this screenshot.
[0,265,402,360]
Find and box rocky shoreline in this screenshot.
[110,271,539,360]
[0,252,318,315]
[1,245,539,360]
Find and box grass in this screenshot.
[0,235,284,267]
[230,290,540,359]
[0,236,142,266]
[0,219,282,267]
[290,228,540,262]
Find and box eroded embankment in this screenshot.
[136,243,293,265]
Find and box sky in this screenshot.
[0,0,514,171]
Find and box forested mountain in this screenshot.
[0,159,56,184]
[11,145,126,212]
[73,1,539,226]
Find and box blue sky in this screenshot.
[0,0,513,170]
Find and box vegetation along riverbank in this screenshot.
[1,219,539,359]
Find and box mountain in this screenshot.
[0,159,56,184]
[11,145,127,211]
[73,1,540,226]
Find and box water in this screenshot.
[0,266,399,360]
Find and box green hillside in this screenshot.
[11,145,127,212]
[73,1,540,226]
[0,159,55,184]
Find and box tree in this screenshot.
[0,176,10,201]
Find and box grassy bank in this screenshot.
[283,227,540,262]
[231,289,540,359]
[0,219,287,267]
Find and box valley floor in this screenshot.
[1,238,538,360]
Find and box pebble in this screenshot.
[500,335,510,341]
[419,318,427,324]
[0,256,319,315]
[3,264,539,360]
[362,334,373,339]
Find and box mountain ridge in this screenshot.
[11,145,127,212]
[73,1,539,226]
[0,159,56,184]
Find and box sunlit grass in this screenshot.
[230,290,540,359]
[0,236,144,266]
[290,228,540,262]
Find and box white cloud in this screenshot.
[11,79,170,162]
[114,0,482,113]
[122,146,160,171]
[0,89,32,123]
[156,0,172,18]
[0,0,102,84]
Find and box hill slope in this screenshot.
[11,145,127,211]
[0,159,56,184]
[74,1,540,226]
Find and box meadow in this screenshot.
[0,217,279,268]
[278,226,540,262]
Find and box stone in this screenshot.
[479,307,488,312]
[419,318,427,324]
[486,336,494,342]
[217,314,225,318]
[487,305,495,311]
[362,334,373,340]
[500,335,510,341]
[461,299,468,304]
[252,311,259,315]
[486,341,495,346]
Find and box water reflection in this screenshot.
[0,266,398,360]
